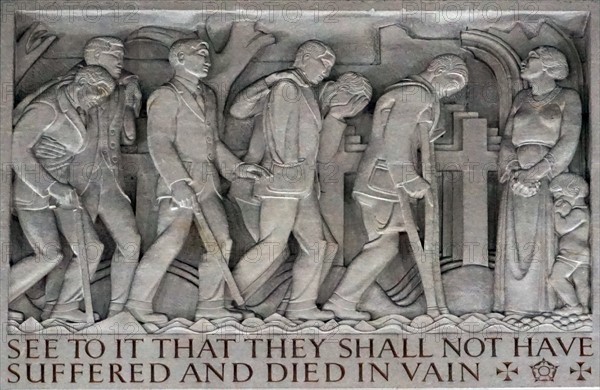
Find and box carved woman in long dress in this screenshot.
[494,46,581,315]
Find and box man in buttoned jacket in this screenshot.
[125,39,268,325]
[10,66,115,323]
[68,37,142,318]
[14,37,143,319]
[323,54,469,320]
[228,41,344,321]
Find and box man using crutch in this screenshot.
[324,55,469,320]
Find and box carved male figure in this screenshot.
[70,37,141,318]
[125,39,268,325]
[548,173,590,315]
[229,41,343,321]
[323,55,469,320]
[14,37,143,319]
[10,66,115,323]
[228,70,370,316]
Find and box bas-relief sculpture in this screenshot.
[9,66,116,324]
[7,12,593,334]
[324,55,468,320]
[494,46,583,315]
[125,38,268,326]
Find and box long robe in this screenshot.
[494,86,581,315]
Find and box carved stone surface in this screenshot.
[1,1,598,388]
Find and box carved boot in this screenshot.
[285,306,335,322]
[194,307,243,322]
[51,302,99,323]
[8,310,24,323]
[125,300,169,326]
[40,302,56,321]
[107,303,124,318]
[323,294,371,321]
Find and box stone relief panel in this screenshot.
[6,6,594,337]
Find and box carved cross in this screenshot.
[437,115,498,267]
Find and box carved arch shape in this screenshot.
[461,30,525,132]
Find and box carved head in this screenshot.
[73,65,116,111]
[319,72,372,114]
[169,39,211,79]
[84,37,125,79]
[424,54,469,98]
[520,46,569,82]
[550,173,588,214]
[293,40,336,85]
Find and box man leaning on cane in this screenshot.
[10,66,115,323]
[323,55,469,320]
[124,39,269,326]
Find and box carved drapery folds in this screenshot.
[7,11,592,334]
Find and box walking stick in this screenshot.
[71,205,95,325]
[418,123,448,314]
[189,200,245,307]
[51,196,95,325]
[396,191,441,316]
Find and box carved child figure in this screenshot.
[548,173,591,315]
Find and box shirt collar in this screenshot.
[174,74,201,94]
[58,86,79,113]
[409,74,436,95]
[290,69,311,88]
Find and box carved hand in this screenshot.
[48,182,79,208]
[399,176,431,200]
[235,163,273,180]
[499,160,520,184]
[329,95,370,120]
[517,158,552,182]
[124,80,142,114]
[171,181,196,209]
[510,175,540,197]
[34,137,67,159]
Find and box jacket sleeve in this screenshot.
[207,87,242,182]
[11,102,58,196]
[265,80,301,164]
[381,88,430,186]
[317,114,347,164]
[229,78,270,119]
[146,87,192,188]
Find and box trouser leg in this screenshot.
[44,254,69,310]
[332,234,399,305]
[96,182,141,312]
[232,197,297,298]
[195,193,232,309]
[52,207,104,308]
[330,199,398,304]
[127,201,193,306]
[9,208,64,303]
[318,221,339,286]
[287,192,328,311]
